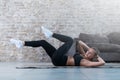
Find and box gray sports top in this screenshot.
[66,40,76,56]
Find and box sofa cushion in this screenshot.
[98,52,120,62]
[87,43,120,52]
[107,32,120,45]
[79,33,109,43]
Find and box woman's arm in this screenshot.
[78,40,90,50]
[80,55,105,67]
[77,43,86,56]
[77,40,90,56]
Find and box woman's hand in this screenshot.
[77,40,90,56]
[80,58,105,67]
[78,40,90,50]
[97,55,106,65]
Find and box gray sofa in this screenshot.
[77,32,120,62]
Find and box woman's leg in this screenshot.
[41,27,74,66]
[52,33,73,43]
[10,39,56,58]
[52,33,73,66]
[25,40,56,58]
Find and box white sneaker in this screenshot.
[10,39,24,48]
[41,26,53,38]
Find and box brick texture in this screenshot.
[0,0,120,62]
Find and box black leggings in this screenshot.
[25,33,73,66]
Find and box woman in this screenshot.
[10,27,105,67]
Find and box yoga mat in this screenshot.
[16,63,120,69]
[16,65,120,69]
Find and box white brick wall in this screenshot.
[0,0,120,62]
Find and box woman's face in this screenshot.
[85,48,95,60]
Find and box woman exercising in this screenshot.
[10,27,105,67]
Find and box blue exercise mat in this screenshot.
[16,65,120,69]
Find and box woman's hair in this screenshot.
[91,47,100,56]
[90,47,100,61]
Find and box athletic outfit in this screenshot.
[24,33,83,66]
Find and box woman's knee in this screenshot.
[67,37,73,45]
